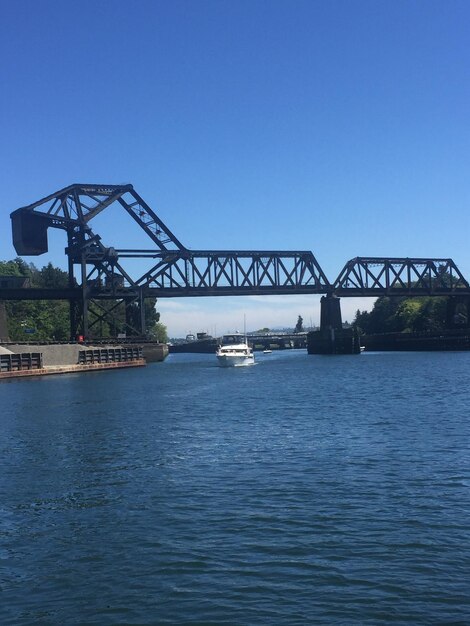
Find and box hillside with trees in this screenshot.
[0,258,167,342]
[353,295,463,335]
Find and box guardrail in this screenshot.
[78,347,143,365]
[0,352,43,372]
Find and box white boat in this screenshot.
[263,348,272,354]
[216,341,255,367]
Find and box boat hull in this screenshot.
[216,354,255,367]
[216,340,255,367]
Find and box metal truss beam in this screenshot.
[333,257,470,296]
[125,250,330,296]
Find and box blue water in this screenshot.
[1,350,470,625]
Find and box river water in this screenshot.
[1,350,470,625]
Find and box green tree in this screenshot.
[1,258,71,340]
[1,258,167,341]
[149,321,168,343]
[0,258,29,277]
[38,262,69,288]
[353,295,451,335]
[396,299,423,332]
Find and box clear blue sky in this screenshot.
[1,0,469,336]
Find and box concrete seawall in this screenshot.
[2,342,169,365]
[139,343,169,362]
[0,359,145,379]
[5,343,86,366]
[0,341,169,380]
[362,329,470,351]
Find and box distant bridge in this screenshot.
[2,183,469,339]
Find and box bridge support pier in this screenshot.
[307,295,361,355]
[320,294,343,330]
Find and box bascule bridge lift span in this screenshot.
[9,184,331,338]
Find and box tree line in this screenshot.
[0,258,168,342]
[353,295,466,335]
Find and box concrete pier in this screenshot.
[307,295,361,355]
[0,342,150,380]
[0,359,145,380]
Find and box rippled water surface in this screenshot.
[1,350,470,625]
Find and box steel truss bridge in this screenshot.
[2,183,469,338]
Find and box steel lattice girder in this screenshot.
[333,257,470,296]
[125,250,331,296]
